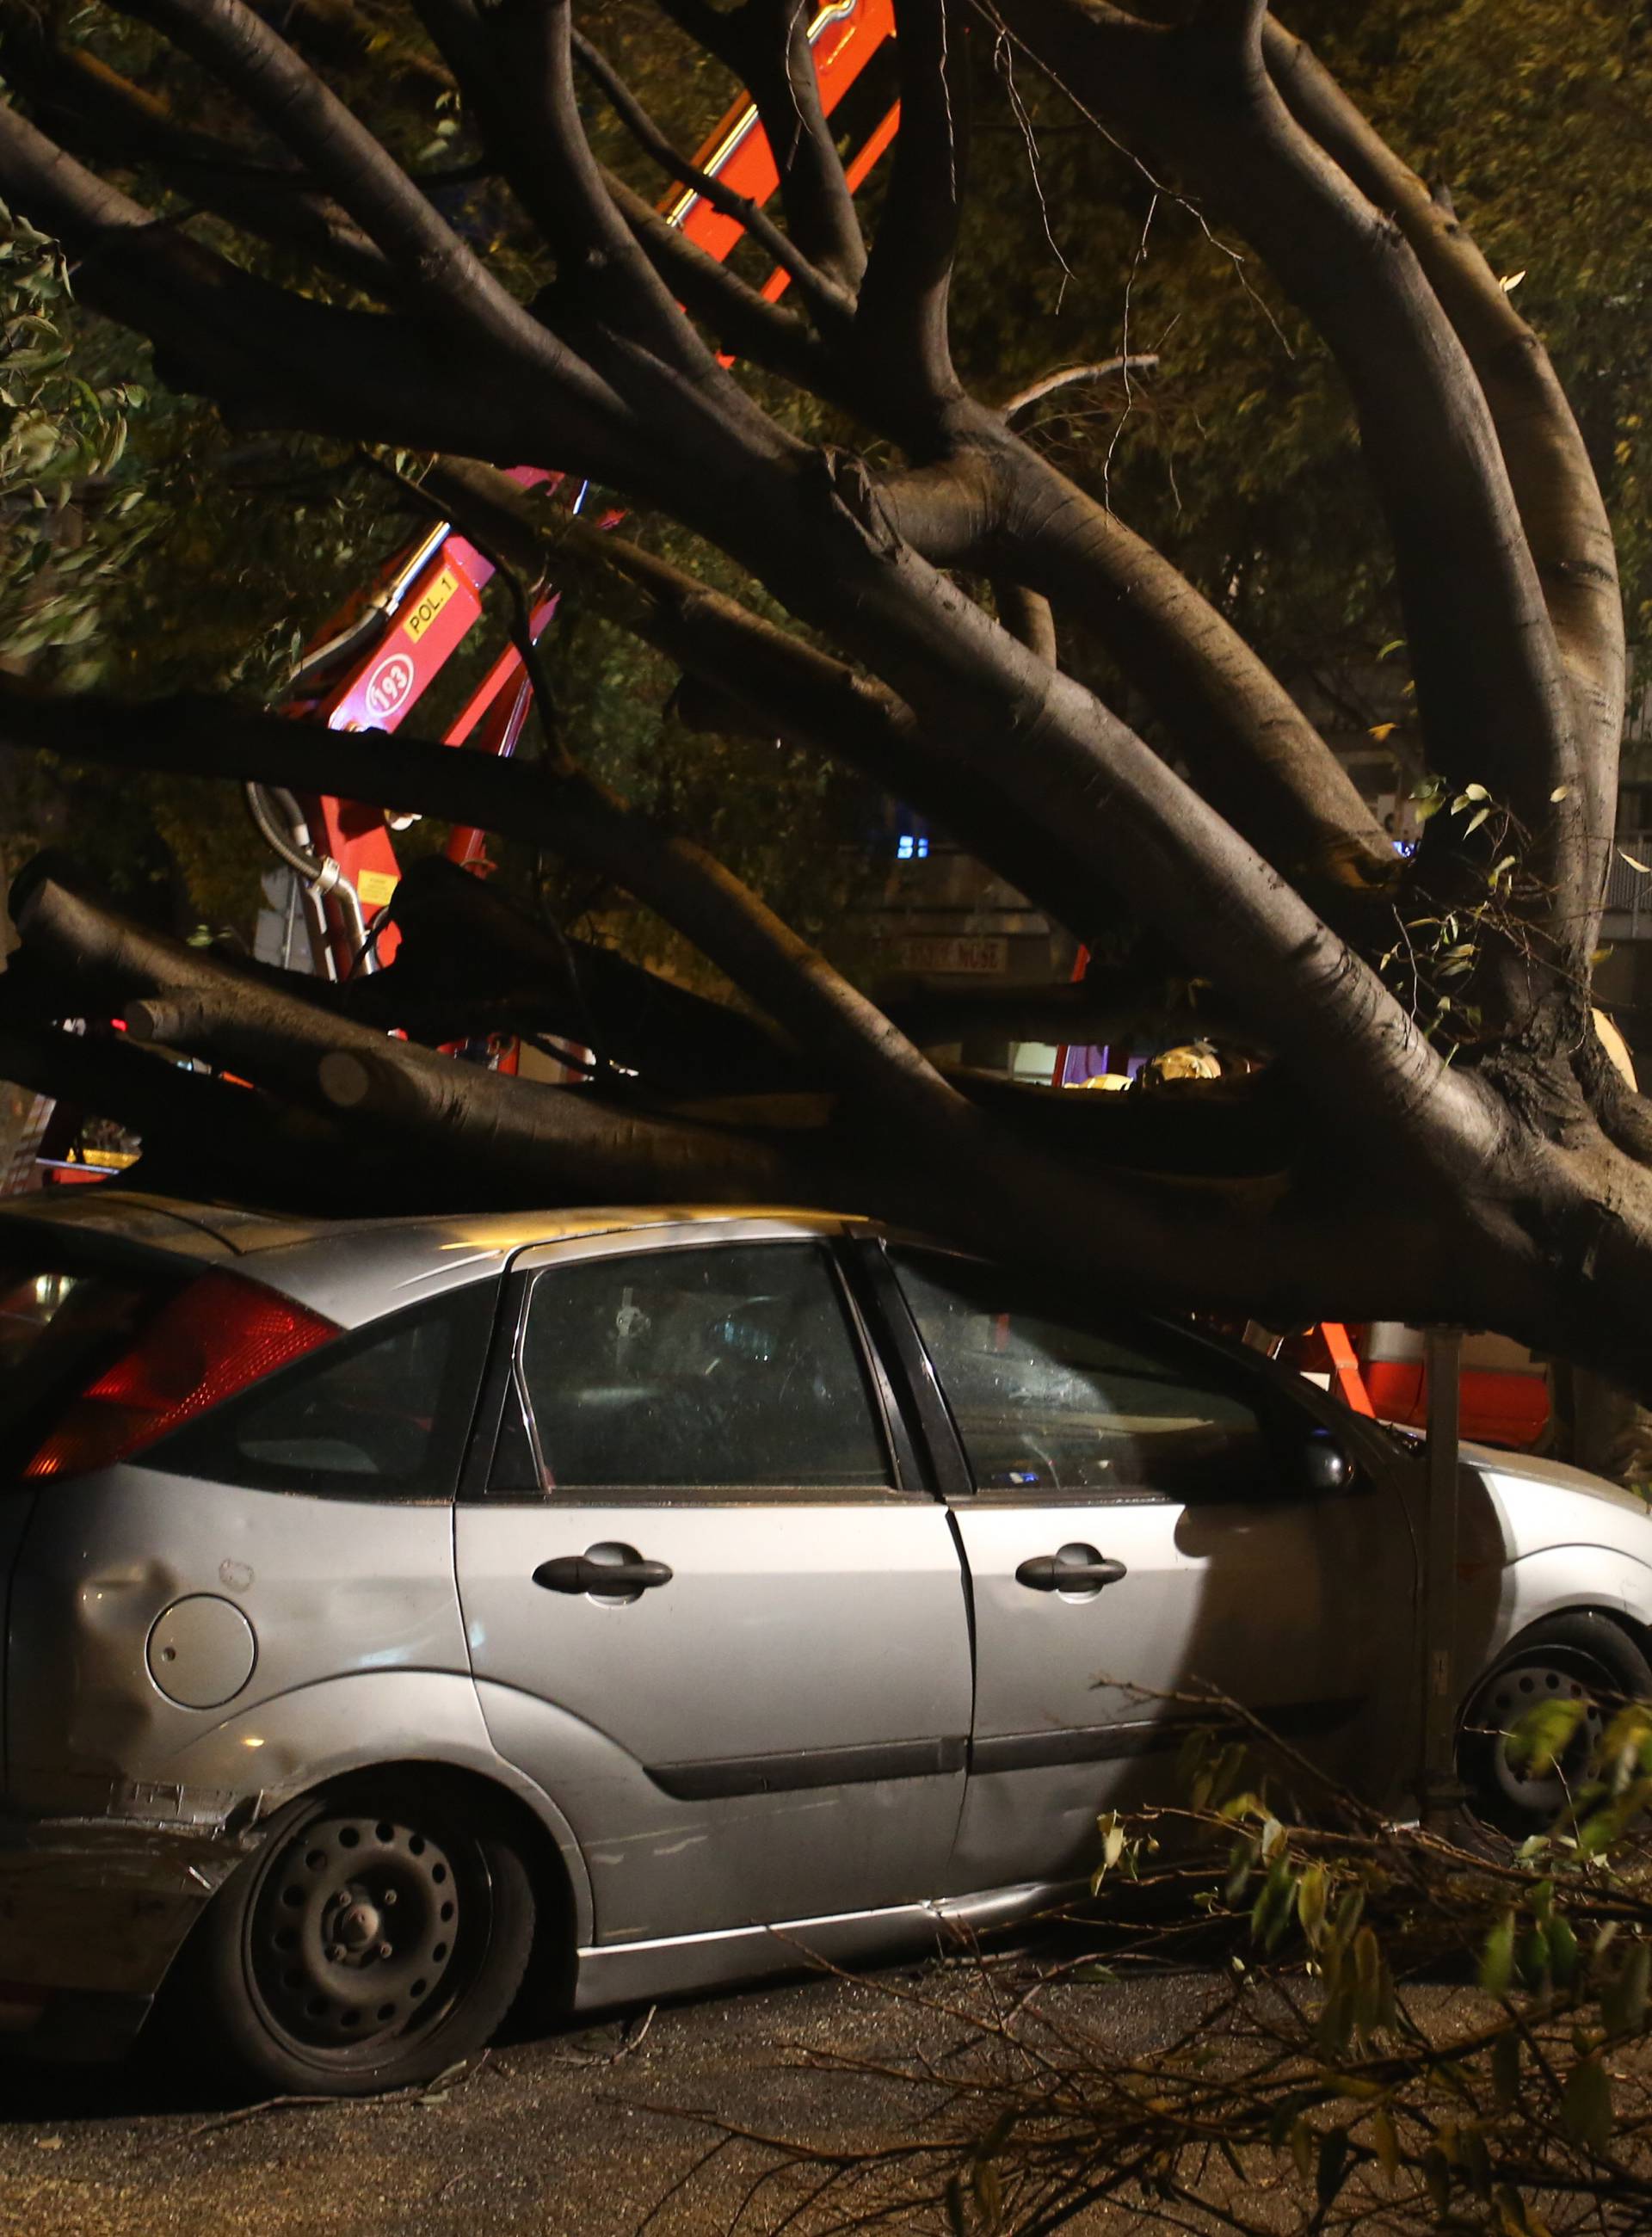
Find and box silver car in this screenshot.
[2,1192,1649,2095]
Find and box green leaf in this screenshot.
[1296,1861,1328,1949]
[1494,2186,1553,2236]
[1509,1694,1587,1777]
[1559,2054,1613,2150]
[1601,1941,1650,2036]
[971,2155,1003,2228]
[1353,1925,1386,2037]
[1290,2117,1314,2181]
[1480,1910,1517,1999]
[1465,804,1492,834]
[1207,1740,1248,1809]
[1176,1722,1216,1790]
[1332,1887,1365,1944]
[1093,1810,1127,1888]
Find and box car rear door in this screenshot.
[453,1220,972,1949]
[875,1246,1417,1893]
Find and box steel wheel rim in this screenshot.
[243,1808,490,2066]
[1470,1661,1607,1817]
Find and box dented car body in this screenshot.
[4,1192,1652,2083]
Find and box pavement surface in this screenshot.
[0,1954,1222,2237]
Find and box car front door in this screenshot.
[878,1247,1417,1894]
[454,1222,972,1950]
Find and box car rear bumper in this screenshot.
[0,1801,258,2062]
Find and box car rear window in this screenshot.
[149,1283,496,1501]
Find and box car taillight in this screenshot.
[23,1273,340,1480]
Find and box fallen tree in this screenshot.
[0,0,1648,1389]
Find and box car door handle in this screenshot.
[533,1555,674,1595]
[1015,1550,1128,1593]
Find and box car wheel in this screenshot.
[1458,1613,1652,1834]
[187,1774,536,2097]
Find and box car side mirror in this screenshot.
[1302,1435,1352,1494]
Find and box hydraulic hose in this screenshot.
[243,783,375,976]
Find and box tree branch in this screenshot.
[0,1006,372,1210]
[294,855,802,1094]
[410,0,706,378]
[879,420,1396,898]
[656,0,867,287]
[269,0,456,102]
[571,30,855,335]
[1261,14,1624,913]
[0,36,399,294]
[416,457,1108,939]
[851,0,969,431]
[0,670,970,1139]
[9,868,810,1206]
[992,579,1058,665]
[414,456,1472,1187]
[723,444,1504,1186]
[113,0,624,419]
[0,98,615,467]
[1000,354,1158,420]
[601,166,841,394]
[996,0,1586,955]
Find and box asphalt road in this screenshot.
[0,1956,1220,2237]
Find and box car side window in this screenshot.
[151,1286,495,1501]
[508,1242,893,1495]
[891,1249,1273,1501]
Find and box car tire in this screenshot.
[1458,1612,1652,1835]
[181,1772,536,2098]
